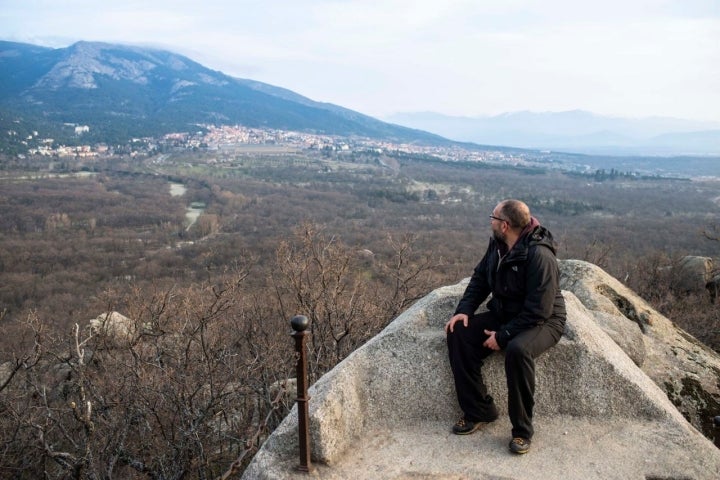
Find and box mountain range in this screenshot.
[0,40,446,147]
[1,40,718,157]
[385,111,720,156]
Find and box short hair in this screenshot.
[499,199,531,229]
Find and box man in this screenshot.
[445,199,566,454]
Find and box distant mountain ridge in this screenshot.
[386,110,720,156]
[4,40,718,156]
[0,40,446,145]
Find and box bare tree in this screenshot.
[375,232,445,320]
[270,223,441,380]
[0,268,296,479]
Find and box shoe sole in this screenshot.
[509,440,531,454]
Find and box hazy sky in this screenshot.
[2,0,719,122]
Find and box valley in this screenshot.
[2,138,720,480]
[2,147,719,333]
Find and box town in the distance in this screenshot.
[10,122,593,176]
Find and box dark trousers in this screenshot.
[447,310,563,439]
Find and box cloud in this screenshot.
[1,0,718,121]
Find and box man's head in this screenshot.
[490,199,531,245]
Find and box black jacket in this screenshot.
[454,223,566,348]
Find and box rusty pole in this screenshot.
[291,315,312,473]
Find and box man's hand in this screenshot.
[483,329,500,351]
[445,313,469,333]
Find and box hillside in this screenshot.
[0,40,446,146]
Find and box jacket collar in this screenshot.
[497,216,540,259]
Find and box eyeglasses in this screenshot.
[489,215,507,223]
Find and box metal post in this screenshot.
[291,315,312,473]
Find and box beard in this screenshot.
[492,229,506,244]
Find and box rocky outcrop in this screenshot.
[559,259,720,438]
[88,311,136,343]
[243,260,720,479]
[674,255,714,293]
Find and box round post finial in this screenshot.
[291,315,309,332]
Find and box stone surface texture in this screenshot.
[559,259,720,438]
[242,260,720,479]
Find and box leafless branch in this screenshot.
[216,385,287,480]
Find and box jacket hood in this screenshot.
[523,218,557,254]
[494,216,557,257]
[519,216,540,239]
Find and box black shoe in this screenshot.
[509,437,531,454]
[452,417,485,435]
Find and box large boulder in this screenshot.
[88,311,135,340]
[559,259,720,438]
[243,262,720,479]
[674,255,714,293]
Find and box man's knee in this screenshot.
[505,339,531,360]
[447,326,469,352]
[446,326,461,340]
[506,324,562,360]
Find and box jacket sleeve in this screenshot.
[454,241,493,316]
[495,245,559,348]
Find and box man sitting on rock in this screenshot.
[445,199,566,454]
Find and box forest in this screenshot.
[1,147,719,478]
